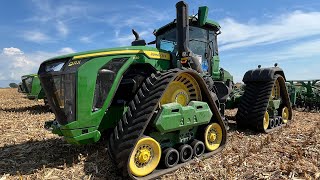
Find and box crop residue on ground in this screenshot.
[0,88,319,179]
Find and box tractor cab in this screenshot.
[156,25,219,72]
[154,4,222,80]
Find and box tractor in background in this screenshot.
[18,74,47,104]
[38,1,292,179]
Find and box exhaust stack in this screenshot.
[176,1,203,73]
[176,1,190,58]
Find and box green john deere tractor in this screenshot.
[19,74,46,101]
[38,1,292,179]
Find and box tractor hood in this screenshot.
[22,74,37,79]
[43,46,170,63]
[38,46,171,126]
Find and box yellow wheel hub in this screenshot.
[263,111,270,130]
[204,123,222,151]
[137,149,151,163]
[160,73,202,106]
[209,133,217,142]
[129,137,161,177]
[282,107,289,124]
[271,79,281,99]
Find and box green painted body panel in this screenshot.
[205,19,220,29]
[154,101,212,133]
[198,6,208,26]
[28,75,45,100]
[64,130,101,145]
[47,46,170,61]
[98,105,127,131]
[268,99,281,110]
[49,48,170,144]
[212,55,220,80]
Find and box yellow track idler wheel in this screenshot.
[204,123,223,151]
[263,111,270,130]
[160,73,202,106]
[271,79,281,100]
[282,107,289,124]
[129,136,161,177]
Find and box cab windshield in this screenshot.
[156,26,218,71]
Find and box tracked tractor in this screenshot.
[19,74,46,101]
[38,1,292,179]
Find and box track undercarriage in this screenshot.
[236,70,293,133]
[108,67,293,179]
[108,69,227,179]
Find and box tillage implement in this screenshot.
[286,80,320,112]
[38,1,293,179]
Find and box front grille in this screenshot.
[39,57,77,125]
[40,73,76,125]
[22,77,33,93]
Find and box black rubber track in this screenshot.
[235,74,292,132]
[109,70,174,174]
[108,69,227,179]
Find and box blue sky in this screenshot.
[1,0,320,87]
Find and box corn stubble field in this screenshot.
[0,88,319,180]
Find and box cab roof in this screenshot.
[155,17,220,36]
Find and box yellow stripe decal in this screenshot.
[73,50,170,60]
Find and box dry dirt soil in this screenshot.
[0,88,319,180]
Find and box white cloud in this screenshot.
[59,47,75,54]
[219,11,320,51]
[29,0,89,22]
[2,47,24,56]
[241,38,320,63]
[220,38,320,82]
[0,47,76,83]
[56,21,69,36]
[23,1,92,42]
[1,47,37,81]
[22,31,51,43]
